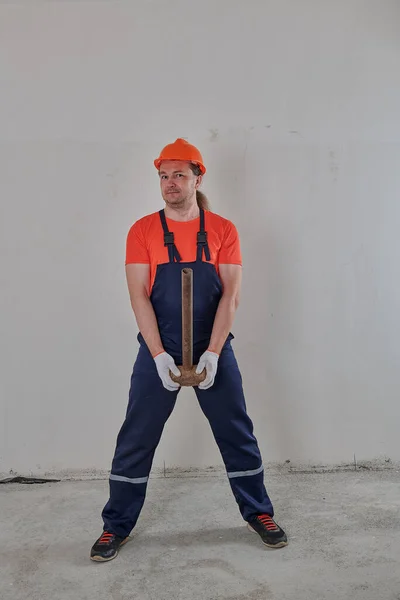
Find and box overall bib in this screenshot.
[102,209,274,537]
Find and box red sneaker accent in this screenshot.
[98,532,114,544]
[257,514,280,531]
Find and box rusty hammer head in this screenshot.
[170,366,206,387]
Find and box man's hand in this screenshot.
[196,350,219,390]
[154,352,181,391]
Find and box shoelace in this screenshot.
[98,531,115,545]
[257,514,280,531]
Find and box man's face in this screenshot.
[159,160,201,208]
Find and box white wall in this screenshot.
[1,0,400,476]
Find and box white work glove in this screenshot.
[196,350,219,390]
[154,352,181,392]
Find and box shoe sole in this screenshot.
[247,522,288,549]
[90,537,130,562]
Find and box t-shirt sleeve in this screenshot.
[125,221,150,265]
[218,220,242,265]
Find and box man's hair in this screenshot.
[189,163,210,211]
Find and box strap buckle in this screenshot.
[164,232,175,246]
[197,231,208,245]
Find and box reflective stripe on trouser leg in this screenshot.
[227,464,264,479]
[109,474,149,485]
[101,344,179,538]
[194,343,274,521]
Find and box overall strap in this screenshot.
[159,210,182,263]
[196,208,211,262]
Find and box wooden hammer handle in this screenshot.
[181,268,193,369]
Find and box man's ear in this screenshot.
[195,175,203,189]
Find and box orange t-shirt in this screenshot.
[125,211,242,293]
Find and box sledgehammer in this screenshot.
[169,268,207,387]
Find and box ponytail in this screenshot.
[196,190,210,211]
[190,163,210,211]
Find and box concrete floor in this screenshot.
[1,470,400,600]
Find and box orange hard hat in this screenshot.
[154,138,206,174]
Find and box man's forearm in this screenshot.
[131,294,164,357]
[208,294,239,355]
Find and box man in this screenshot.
[90,138,288,562]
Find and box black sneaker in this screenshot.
[90,531,129,562]
[247,514,288,549]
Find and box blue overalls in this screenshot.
[102,209,274,537]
